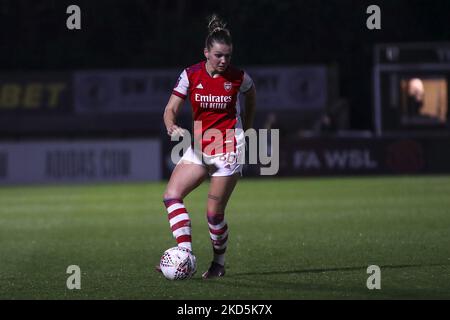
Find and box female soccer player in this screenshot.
[159,14,256,279]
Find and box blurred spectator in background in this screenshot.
[313,98,350,135]
[406,78,425,117]
[263,112,278,132]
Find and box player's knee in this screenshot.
[163,190,183,202]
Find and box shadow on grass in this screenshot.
[185,263,450,299]
[229,263,450,277]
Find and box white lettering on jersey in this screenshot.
[194,94,232,103]
[195,93,232,109]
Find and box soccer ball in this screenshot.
[159,247,196,280]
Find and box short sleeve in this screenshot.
[172,70,189,99]
[239,71,254,93]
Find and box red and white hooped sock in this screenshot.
[207,212,228,266]
[164,199,192,251]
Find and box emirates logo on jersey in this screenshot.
[224,82,232,92]
[194,93,232,109]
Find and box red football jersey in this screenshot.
[172,61,253,155]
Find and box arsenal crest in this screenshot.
[224,82,232,91]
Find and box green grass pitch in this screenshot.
[1,176,449,299]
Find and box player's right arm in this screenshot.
[163,94,186,137]
[164,69,189,137]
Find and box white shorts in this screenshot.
[179,145,244,177]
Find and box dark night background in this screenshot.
[0,0,449,131]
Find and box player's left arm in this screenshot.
[243,85,256,131]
